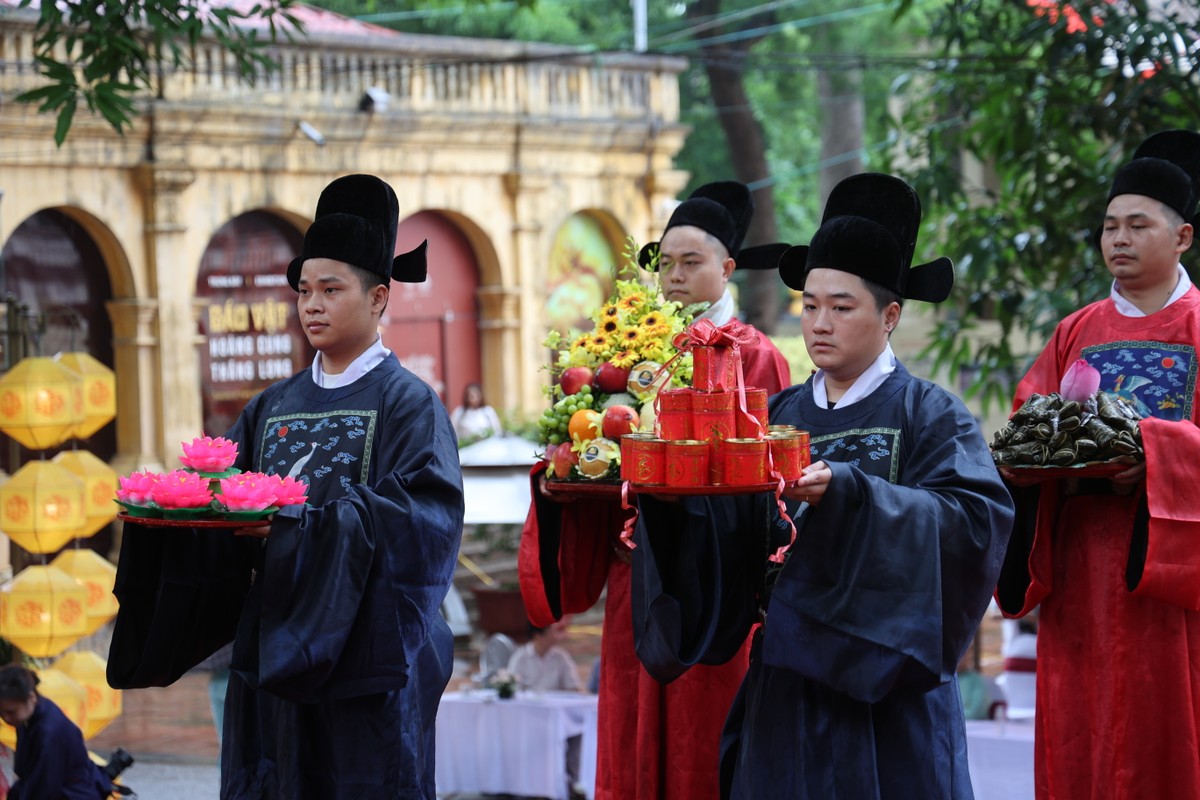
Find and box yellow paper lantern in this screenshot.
[0,666,89,749]
[55,352,116,440]
[0,565,89,657]
[52,450,118,538]
[54,651,120,739]
[0,460,87,554]
[51,548,118,636]
[0,356,84,449]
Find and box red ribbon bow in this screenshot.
[671,318,761,351]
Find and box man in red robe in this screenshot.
[519,181,791,800]
[997,130,1200,798]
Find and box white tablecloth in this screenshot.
[436,689,598,800]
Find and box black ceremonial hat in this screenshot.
[1106,129,1200,221]
[638,181,765,270]
[287,174,428,291]
[777,173,953,303]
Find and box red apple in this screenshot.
[559,366,595,397]
[601,405,640,439]
[595,362,631,394]
[548,444,579,479]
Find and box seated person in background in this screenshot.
[508,620,587,800]
[0,665,130,799]
[451,382,503,442]
[508,619,585,693]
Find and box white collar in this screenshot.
[811,343,897,409]
[310,334,391,389]
[695,288,736,326]
[1110,263,1191,317]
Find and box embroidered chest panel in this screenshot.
[1081,341,1197,422]
[256,411,378,496]
[809,427,902,483]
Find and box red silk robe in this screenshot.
[997,286,1200,799]
[520,331,791,800]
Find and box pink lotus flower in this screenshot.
[151,469,214,509]
[116,470,163,505]
[179,436,239,473]
[1060,358,1101,402]
[216,473,278,512]
[272,475,309,507]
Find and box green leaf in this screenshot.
[53,99,77,147]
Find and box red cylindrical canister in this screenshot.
[691,390,736,443]
[723,438,769,486]
[794,430,812,470]
[736,388,769,438]
[664,440,710,487]
[767,432,803,481]
[621,433,666,485]
[768,424,796,435]
[657,388,693,441]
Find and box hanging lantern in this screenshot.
[50,548,118,636]
[0,460,87,554]
[54,651,120,739]
[0,666,89,749]
[54,352,116,440]
[0,565,89,657]
[0,356,84,450]
[52,450,118,538]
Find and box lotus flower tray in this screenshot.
[117,511,273,536]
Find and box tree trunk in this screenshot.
[688,0,782,334]
[817,68,864,207]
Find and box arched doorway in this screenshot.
[195,211,310,436]
[0,209,117,559]
[546,213,623,337]
[384,211,482,409]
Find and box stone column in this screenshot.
[502,170,551,414]
[106,298,166,476]
[134,164,203,464]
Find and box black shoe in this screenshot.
[104,747,135,780]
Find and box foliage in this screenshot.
[17,0,304,145]
[889,0,1200,411]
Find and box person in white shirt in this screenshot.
[450,382,503,442]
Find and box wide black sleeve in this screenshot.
[631,491,782,683]
[107,523,256,689]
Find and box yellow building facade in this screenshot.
[0,5,689,479]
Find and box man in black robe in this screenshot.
[107,174,465,799]
[631,173,1014,799]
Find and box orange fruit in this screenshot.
[568,409,601,443]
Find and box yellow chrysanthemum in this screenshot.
[600,304,621,319]
[600,319,621,336]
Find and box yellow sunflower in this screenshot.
[585,334,613,357]
[611,349,641,369]
[617,292,647,312]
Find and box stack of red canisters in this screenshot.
[619,343,810,489]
